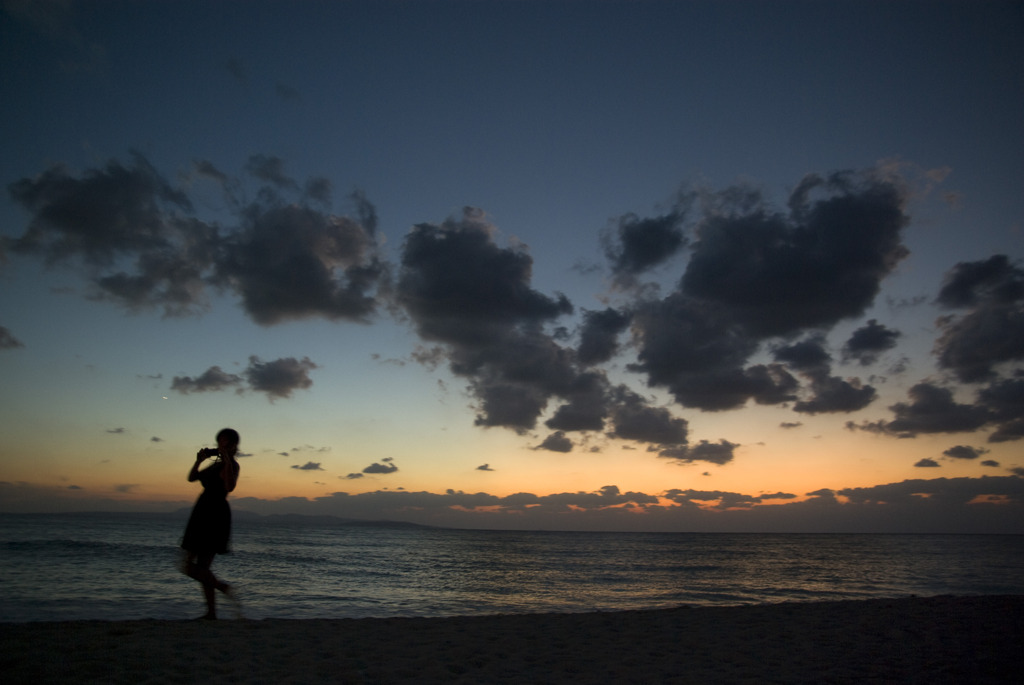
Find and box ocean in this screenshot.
[2,512,1023,623]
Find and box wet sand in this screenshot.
[2,595,1020,683]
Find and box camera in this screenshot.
[201,447,219,459]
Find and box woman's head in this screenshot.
[216,428,240,456]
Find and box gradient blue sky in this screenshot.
[1,0,1022,532]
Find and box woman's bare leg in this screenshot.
[184,552,228,618]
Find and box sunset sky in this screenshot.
[2,0,1022,532]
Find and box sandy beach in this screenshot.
[2,595,1020,684]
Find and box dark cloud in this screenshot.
[629,294,797,411]
[363,462,399,474]
[933,255,1024,382]
[106,427,126,434]
[544,371,610,432]
[343,473,364,480]
[7,153,388,323]
[172,356,318,400]
[770,335,875,414]
[681,171,909,337]
[837,476,1024,506]
[536,431,573,453]
[217,199,386,325]
[397,208,576,431]
[943,445,988,460]
[291,462,323,471]
[607,387,688,445]
[848,382,991,438]
[576,307,631,366]
[658,440,739,466]
[624,170,908,413]
[7,153,216,316]
[793,374,876,415]
[773,335,831,373]
[476,464,495,471]
[171,365,244,394]
[981,460,1001,468]
[602,209,687,287]
[851,373,1024,443]
[398,208,572,347]
[0,326,25,350]
[978,376,1024,443]
[842,319,901,365]
[915,458,940,468]
[780,422,803,429]
[244,356,317,400]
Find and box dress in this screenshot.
[181,460,232,556]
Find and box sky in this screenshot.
[1,0,1023,533]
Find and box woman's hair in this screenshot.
[216,428,240,445]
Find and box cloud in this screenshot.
[793,374,876,415]
[535,431,573,453]
[681,171,908,336]
[0,326,25,350]
[476,464,495,471]
[850,373,1024,444]
[576,308,631,366]
[842,319,901,366]
[658,440,739,466]
[933,255,1024,382]
[607,387,688,445]
[220,475,1018,533]
[942,445,988,460]
[7,153,213,316]
[602,208,687,287]
[245,356,318,400]
[291,462,323,471]
[626,170,908,412]
[363,461,399,475]
[915,458,940,468]
[978,376,1024,443]
[343,473,364,480]
[772,335,832,373]
[6,153,388,323]
[397,207,577,432]
[106,427,126,434]
[848,382,991,438]
[171,365,244,394]
[217,185,387,326]
[171,356,318,400]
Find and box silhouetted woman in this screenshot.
[180,427,241,619]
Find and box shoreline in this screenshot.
[2,595,1020,683]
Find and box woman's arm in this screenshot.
[187,451,206,482]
